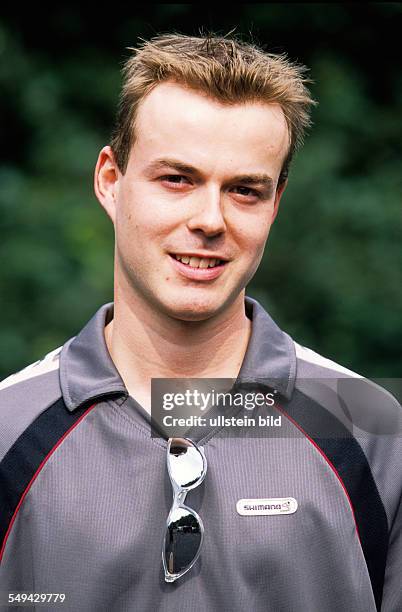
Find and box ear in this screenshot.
[94,145,120,224]
[271,178,288,223]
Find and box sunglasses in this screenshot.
[162,437,207,582]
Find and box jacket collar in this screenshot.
[59,296,296,411]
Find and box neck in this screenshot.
[104,286,252,403]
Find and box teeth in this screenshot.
[174,255,222,268]
[189,257,200,268]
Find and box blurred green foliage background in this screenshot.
[1,4,401,379]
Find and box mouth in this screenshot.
[169,254,226,269]
[168,253,228,281]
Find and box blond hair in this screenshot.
[110,32,316,185]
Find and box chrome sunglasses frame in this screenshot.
[162,437,207,583]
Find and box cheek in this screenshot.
[116,186,167,240]
[234,216,272,260]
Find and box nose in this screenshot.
[186,185,227,237]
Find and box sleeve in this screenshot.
[381,490,402,611]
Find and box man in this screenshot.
[0,33,401,611]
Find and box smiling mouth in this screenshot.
[169,254,226,269]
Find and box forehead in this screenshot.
[132,81,289,172]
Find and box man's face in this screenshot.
[100,81,289,321]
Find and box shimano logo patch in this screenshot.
[236,497,298,516]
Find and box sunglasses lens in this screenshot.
[164,506,203,577]
[168,438,205,489]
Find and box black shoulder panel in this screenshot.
[277,388,389,612]
[0,397,97,562]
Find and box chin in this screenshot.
[170,306,217,323]
[172,311,214,322]
[163,297,221,322]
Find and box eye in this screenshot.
[231,186,261,199]
[160,175,191,188]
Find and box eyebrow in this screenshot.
[144,158,275,196]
